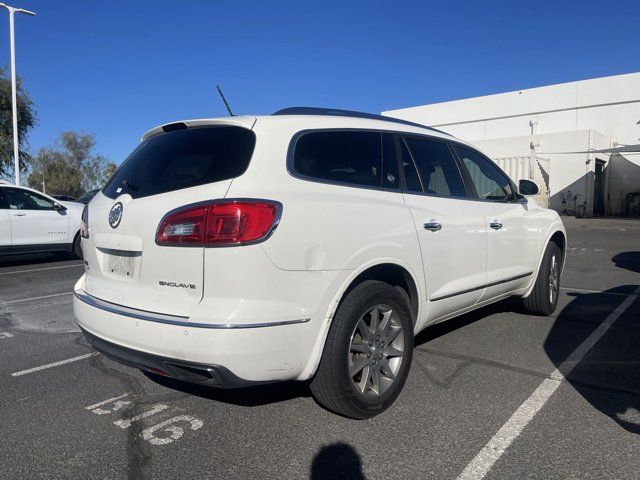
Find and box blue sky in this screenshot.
[1,0,639,165]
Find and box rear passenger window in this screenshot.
[402,137,467,198]
[293,131,398,190]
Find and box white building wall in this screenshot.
[383,72,640,216]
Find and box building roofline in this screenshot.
[383,71,640,114]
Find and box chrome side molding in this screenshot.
[74,290,311,329]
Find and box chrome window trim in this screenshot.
[74,290,310,329]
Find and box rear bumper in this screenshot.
[80,327,256,387]
[74,288,320,384]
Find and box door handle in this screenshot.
[424,220,442,232]
[12,212,26,217]
[489,220,503,230]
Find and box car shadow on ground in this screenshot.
[544,284,640,434]
[414,297,524,347]
[612,251,640,274]
[0,252,78,268]
[544,252,640,435]
[144,371,313,407]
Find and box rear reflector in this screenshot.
[156,200,281,247]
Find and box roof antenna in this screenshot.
[216,85,235,116]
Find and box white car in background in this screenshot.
[0,181,84,259]
[74,108,566,419]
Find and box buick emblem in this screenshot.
[108,202,123,229]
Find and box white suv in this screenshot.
[0,182,84,259]
[74,108,566,419]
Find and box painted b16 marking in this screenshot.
[85,393,203,446]
[86,393,132,415]
[142,415,203,445]
[114,404,169,429]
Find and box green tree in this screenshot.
[27,131,116,197]
[0,66,37,181]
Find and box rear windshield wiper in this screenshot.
[121,180,138,191]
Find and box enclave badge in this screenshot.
[109,202,123,229]
[159,281,197,289]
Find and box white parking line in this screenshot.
[0,264,83,275]
[456,285,640,480]
[11,352,99,377]
[560,286,638,297]
[2,291,73,305]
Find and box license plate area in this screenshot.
[104,251,140,280]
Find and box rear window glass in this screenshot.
[292,130,398,190]
[103,126,256,199]
[403,137,467,198]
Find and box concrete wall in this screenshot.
[469,130,611,216]
[383,72,640,216]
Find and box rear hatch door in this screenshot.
[83,121,256,317]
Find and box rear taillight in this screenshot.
[155,200,281,247]
[81,205,89,239]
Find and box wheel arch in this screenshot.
[339,263,420,326]
[297,259,424,381]
[523,225,567,298]
[549,230,567,273]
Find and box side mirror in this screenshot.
[53,202,67,211]
[518,179,539,197]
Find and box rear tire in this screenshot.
[523,242,561,316]
[310,280,413,419]
[72,233,83,259]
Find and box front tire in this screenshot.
[523,242,561,315]
[310,280,414,419]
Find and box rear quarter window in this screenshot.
[103,126,256,199]
[291,130,399,190]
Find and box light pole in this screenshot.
[0,3,35,186]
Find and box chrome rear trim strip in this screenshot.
[74,290,310,329]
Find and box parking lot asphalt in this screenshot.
[1,217,639,480]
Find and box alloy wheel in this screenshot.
[348,304,404,397]
[549,254,559,304]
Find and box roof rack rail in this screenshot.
[272,107,448,135]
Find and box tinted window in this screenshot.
[403,137,467,197]
[454,146,514,202]
[381,133,399,189]
[103,126,256,199]
[0,188,7,209]
[293,131,396,189]
[78,189,100,204]
[5,188,55,210]
[399,140,422,192]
